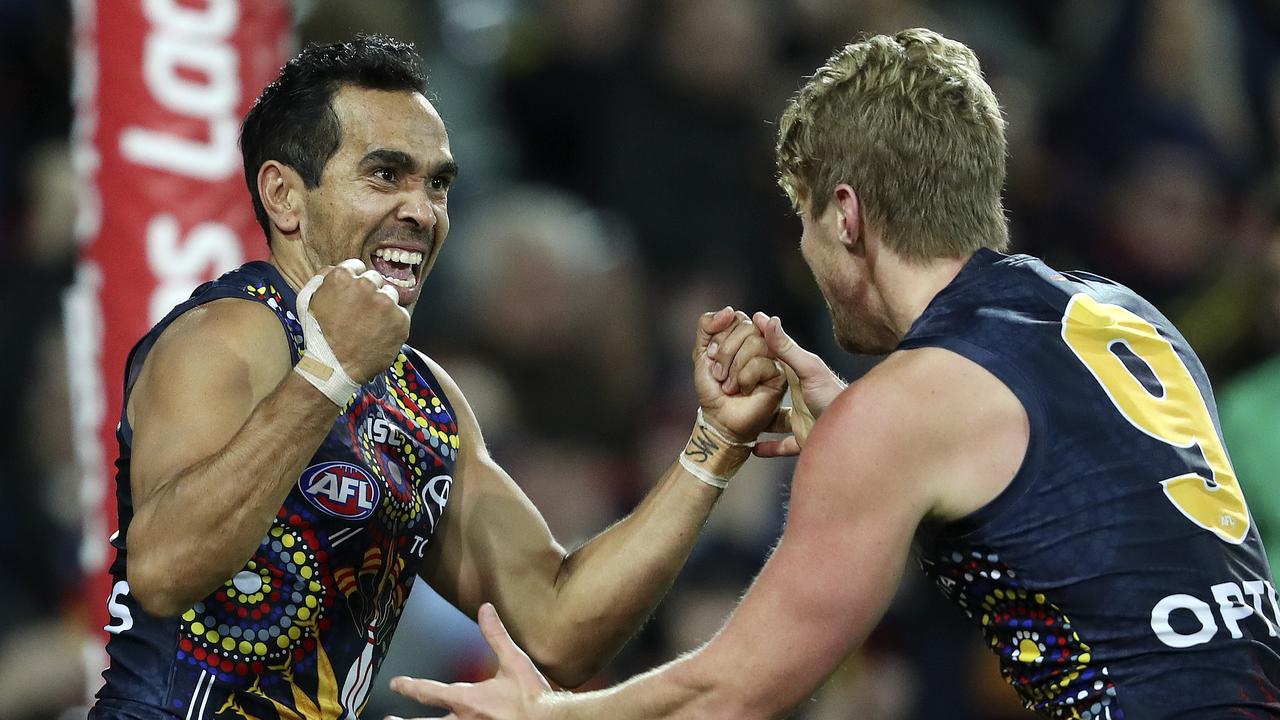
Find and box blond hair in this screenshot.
[776,28,1009,260]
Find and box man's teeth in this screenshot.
[373,247,424,265]
[385,275,416,288]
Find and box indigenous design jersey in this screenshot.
[94,262,460,719]
[905,250,1280,719]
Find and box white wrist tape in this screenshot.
[293,272,362,408]
[679,452,731,489]
[677,410,756,490]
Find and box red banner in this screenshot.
[69,0,293,688]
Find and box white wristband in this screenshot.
[678,452,730,489]
[293,272,362,408]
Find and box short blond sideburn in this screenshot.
[776,28,1009,260]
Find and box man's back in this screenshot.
[904,249,1280,718]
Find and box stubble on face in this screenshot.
[303,197,435,272]
[828,294,898,355]
[799,206,898,356]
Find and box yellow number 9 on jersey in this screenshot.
[1062,293,1249,544]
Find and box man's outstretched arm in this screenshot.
[395,346,1030,718]
[417,309,787,688]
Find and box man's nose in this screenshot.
[397,193,436,229]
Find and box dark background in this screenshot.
[2,1,1278,718]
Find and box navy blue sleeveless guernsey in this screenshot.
[904,249,1280,719]
[92,261,460,720]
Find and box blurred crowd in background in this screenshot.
[2,1,1278,718]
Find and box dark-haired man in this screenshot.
[89,35,786,719]
[393,28,1280,720]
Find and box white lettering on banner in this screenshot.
[143,36,239,118]
[145,214,243,324]
[119,117,240,181]
[1151,580,1280,648]
[143,0,239,36]
[119,0,242,180]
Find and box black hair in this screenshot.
[240,34,428,240]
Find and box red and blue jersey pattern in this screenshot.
[93,261,460,719]
[906,250,1280,719]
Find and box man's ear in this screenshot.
[258,161,305,236]
[832,184,862,251]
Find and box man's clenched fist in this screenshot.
[304,259,411,385]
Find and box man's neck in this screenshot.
[878,251,972,340]
[267,240,313,293]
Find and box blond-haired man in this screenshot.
[393,29,1280,719]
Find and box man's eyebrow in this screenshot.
[359,150,458,180]
[430,159,459,179]
[358,149,419,173]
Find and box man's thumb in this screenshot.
[754,313,817,375]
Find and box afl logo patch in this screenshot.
[298,462,380,520]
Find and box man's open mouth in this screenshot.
[371,246,424,288]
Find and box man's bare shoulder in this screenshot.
[129,298,292,421]
[150,298,290,378]
[814,346,1029,521]
[158,296,286,342]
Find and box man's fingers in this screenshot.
[752,311,785,351]
[390,676,457,709]
[736,356,782,395]
[784,364,815,421]
[478,603,532,672]
[753,436,801,457]
[726,335,774,393]
[708,313,758,388]
[358,268,386,288]
[781,365,818,448]
[376,284,411,322]
[336,258,367,275]
[753,312,824,379]
[693,306,736,361]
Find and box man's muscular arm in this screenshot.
[126,263,409,617]
[418,310,785,688]
[125,299,336,616]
